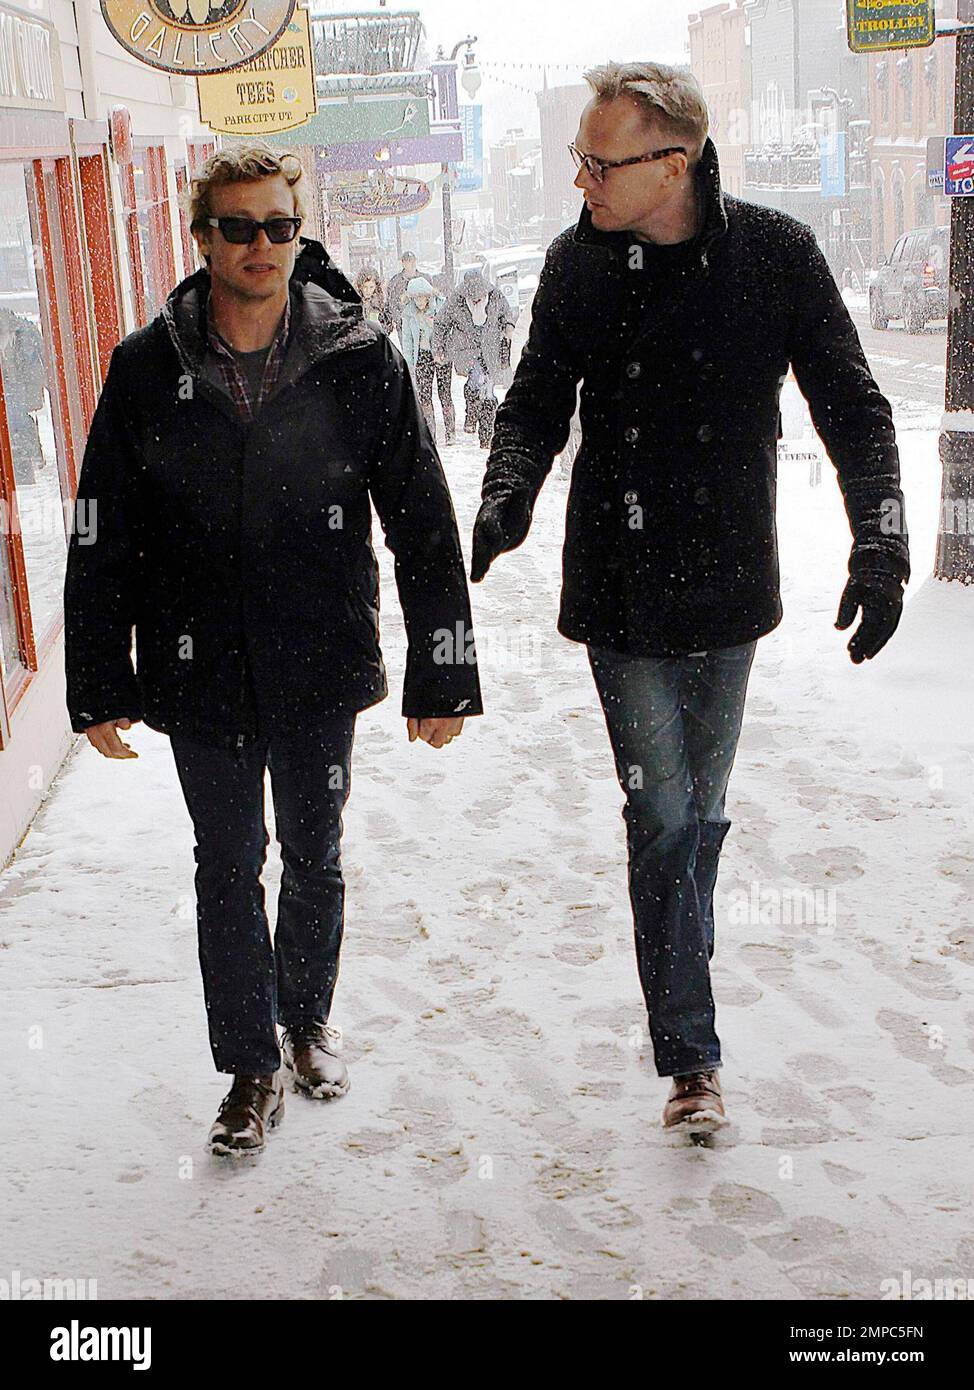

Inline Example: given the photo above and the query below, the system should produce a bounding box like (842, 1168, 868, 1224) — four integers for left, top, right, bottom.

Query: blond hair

(583, 61, 709, 164)
(188, 144, 305, 232)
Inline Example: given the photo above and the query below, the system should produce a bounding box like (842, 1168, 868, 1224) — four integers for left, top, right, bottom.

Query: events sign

(100, 0, 296, 76)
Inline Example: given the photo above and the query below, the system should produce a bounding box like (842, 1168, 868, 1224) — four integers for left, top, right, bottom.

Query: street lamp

(432, 37, 479, 284)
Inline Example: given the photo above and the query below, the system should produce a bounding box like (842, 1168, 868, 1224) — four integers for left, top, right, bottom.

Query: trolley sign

(847, 0, 936, 53)
(945, 136, 974, 197)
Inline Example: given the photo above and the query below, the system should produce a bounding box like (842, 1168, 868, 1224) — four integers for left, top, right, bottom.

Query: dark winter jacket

(63, 239, 482, 750)
(481, 138, 911, 656)
(432, 285, 517, 385)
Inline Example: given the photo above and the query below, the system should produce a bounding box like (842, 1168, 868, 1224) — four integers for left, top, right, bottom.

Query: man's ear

(192, 227, 211, 267)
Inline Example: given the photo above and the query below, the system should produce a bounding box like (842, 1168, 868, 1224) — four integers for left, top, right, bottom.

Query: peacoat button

(624, 426, 640, 444)
(691, 348, 705, 362)
(624, 490, 638, 504)
(694, 486, 711, 506)
(601, 500, 612, 511)
(626, 361, 642, 379)
(696, 423, 714, 443)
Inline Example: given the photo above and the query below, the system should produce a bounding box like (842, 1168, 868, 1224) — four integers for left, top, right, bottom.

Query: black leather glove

(835, 571, 905, 663)
(470, 491, 532, 583)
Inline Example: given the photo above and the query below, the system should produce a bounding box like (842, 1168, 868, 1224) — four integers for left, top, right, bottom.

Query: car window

(889, 236, 908, 262)
(902, 234, 922, 263)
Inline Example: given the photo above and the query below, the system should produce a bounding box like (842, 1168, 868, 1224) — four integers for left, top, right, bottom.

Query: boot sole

(662, 1108, 727, 1133)
(282, 1052, 351, 1100)
(208, 1095, 285, 1157)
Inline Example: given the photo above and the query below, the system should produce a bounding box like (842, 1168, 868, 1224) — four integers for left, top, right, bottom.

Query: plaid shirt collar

(204, 292, 291, 423)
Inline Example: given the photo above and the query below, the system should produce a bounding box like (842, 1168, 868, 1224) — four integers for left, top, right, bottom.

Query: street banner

(927, 135, 946, 191)
(456, 104, 484, 192)
(100, 0, 296, 76)
(197, 6, 316, 133)
(820, 131, 847, 197)
(846, 0, 935, 53)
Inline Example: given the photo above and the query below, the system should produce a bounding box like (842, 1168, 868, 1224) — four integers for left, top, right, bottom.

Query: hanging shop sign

(328, 171, 432, 222)
(197, 5, 315, 132)
(0, 3, 65, 111)
(100, 0, 297, 76)
(846, 0, 935, 53)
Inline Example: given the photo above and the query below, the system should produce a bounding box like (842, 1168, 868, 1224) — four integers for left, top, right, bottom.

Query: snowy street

(2, 369, 973, 1301)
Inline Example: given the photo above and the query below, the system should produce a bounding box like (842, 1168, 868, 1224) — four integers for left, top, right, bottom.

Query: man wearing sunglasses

(471, 62, 910, 1131)
(64, 144, 481, 1157)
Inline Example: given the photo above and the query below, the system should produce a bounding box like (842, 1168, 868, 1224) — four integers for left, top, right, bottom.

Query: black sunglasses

(568, 143, 687, 184)
(206, 216, 302, 245)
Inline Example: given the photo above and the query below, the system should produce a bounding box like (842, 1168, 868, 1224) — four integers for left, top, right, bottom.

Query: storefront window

(0, 163, 69, 660)
(131, 146, 177, 321)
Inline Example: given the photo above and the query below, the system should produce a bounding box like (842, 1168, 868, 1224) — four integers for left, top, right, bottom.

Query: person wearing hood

(63, 145, 482, 1158)
(433, 269, 517, 448)
(400, 274, 455, 444)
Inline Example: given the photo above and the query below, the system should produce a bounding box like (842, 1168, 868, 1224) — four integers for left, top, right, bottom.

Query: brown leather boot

(208, 1073, 284, 1157)
(662, 1069, 726, 1129)
(281, 1021, 350, 1100)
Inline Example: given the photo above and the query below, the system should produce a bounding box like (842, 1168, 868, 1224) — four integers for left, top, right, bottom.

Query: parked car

(869, 225, 949, 333)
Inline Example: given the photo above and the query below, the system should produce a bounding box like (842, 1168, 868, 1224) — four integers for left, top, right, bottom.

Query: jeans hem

(658, 1059, 722, 1080)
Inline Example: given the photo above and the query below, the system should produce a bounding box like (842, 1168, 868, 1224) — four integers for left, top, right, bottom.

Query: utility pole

(938, 18, 974, 582)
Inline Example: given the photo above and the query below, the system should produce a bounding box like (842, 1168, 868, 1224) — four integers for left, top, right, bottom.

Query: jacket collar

(161, 238, 374, 383)
(571, 136, 728, 270)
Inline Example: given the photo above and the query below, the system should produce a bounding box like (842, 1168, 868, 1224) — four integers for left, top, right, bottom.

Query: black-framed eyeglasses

(568, 143, 687, 184)
(206, 216, 303, 245)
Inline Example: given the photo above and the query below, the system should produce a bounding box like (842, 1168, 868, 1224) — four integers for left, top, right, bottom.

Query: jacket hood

(161, 237, 374, 380)
(572, 136, 729, 270)
(460, 270, 490, 300)
(405, 275, 437, 300)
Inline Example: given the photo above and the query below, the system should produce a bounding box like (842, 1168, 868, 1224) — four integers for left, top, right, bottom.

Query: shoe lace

(674, 1070, 720, 1094)
(283, 1020, 342, 1051)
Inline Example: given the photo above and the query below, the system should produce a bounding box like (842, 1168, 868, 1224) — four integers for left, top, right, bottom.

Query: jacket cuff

(849, 543, 910, 585)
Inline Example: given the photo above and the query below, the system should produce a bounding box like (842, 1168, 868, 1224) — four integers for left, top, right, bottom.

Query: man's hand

(407, 716, 465, 748)
(503, 324, 515, 340)
(85, 716, 141, 759)
(470, 491, 532, 583)
(835, 572, 905, 663)
(433, 353, 447, 366)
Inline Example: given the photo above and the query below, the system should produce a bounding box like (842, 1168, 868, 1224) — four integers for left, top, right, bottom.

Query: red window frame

(174, 163, 196, 280)
(120, 144, 177, 327)
(0, 150, 100, 736)
(77, 149, 124, 385)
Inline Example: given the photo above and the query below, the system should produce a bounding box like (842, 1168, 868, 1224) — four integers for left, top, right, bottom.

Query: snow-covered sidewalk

(2, 385, 972, 1300)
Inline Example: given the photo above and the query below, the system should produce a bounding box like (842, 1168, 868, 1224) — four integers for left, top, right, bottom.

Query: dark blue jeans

(588, 641, 757, 1078)
(170, 717, 355, 1076)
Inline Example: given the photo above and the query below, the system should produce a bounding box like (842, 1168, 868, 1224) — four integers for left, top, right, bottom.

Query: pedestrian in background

(400, 274, 456, 444)
(354, 264, 391, 331)
(433, 269, 516, 449)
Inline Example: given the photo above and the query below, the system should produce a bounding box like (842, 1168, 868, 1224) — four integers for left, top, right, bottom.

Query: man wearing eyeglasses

(471, 62, 910, 1131)
(64, 145, 482, 1157)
